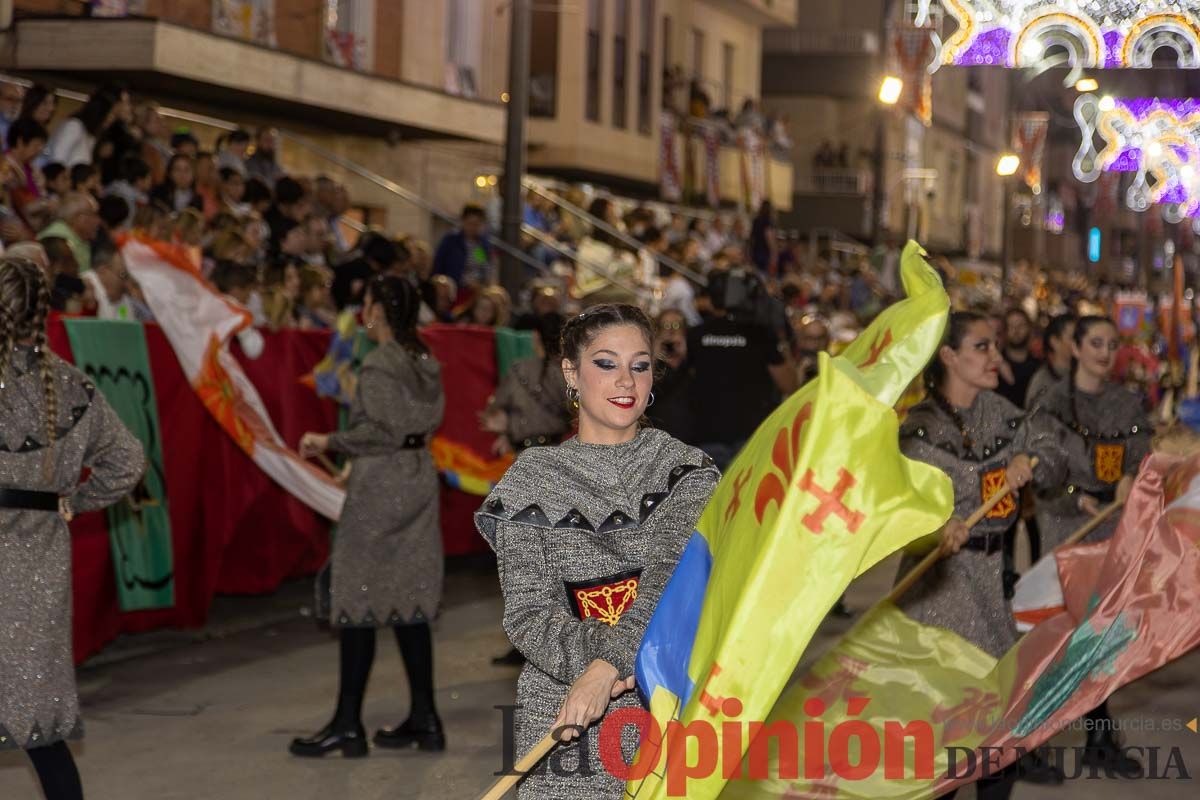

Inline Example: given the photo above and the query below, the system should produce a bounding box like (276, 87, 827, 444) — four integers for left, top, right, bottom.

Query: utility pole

(500, 0, 532, 298)
(871, 0, 897, 246)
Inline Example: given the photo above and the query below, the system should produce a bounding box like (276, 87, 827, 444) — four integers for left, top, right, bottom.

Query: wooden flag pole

(315, 452, 340, 478)
(887, 457, 1038, 604)
(478, 733, 558, 800)
(1058, 499, 1123, 549)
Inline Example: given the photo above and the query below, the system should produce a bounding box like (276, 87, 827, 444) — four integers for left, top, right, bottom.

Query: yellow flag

(628, 243, 953, 799)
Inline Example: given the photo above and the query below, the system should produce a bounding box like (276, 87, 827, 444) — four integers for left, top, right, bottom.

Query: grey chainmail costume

(477, 428, 718, 799)
(1, 347, 144, 750)
(1034, 379, 1151, 548)
(322, 341, 446, 627)
(895, 390, 1067, 658)
(491, 356, 571, 449)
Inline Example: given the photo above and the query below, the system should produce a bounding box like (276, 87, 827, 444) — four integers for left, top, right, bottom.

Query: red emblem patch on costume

(1094, 443, 1125, 483)
(564, 569, 642, 626)
(981, 465, 1016, 520)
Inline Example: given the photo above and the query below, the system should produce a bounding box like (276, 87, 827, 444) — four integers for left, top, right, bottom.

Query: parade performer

(476, 304, 719, 798)
(1, 256, 145, 800)
(897, 311, 1068, 799)
(481, 311, 573, 667)
(1034, 314, 1151, 774)
(480, 311, 571, 456)
(291, 275, 447, 757)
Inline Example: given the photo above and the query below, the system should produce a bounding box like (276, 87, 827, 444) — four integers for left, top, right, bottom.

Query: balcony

(763, 28, 879, 55)
(795, 168, 873, 196)
(2, 17, 505, 144)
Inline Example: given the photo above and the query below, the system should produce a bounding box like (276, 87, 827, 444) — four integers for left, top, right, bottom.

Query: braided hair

(0, 257, 59, 460)
(366, 274, 427, 357)
(924, 310, 989, 453)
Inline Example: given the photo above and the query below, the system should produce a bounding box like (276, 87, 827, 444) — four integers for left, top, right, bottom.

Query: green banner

(494, 327, 535, 378)
(63, 319, 174, 611)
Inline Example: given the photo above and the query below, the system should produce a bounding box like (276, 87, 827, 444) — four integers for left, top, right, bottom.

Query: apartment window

(586, 0, 603, 121)
(530, 0, 560, 117)
(324, 0, 374, 71)
(722, 42, 734, 110)
(691, 27, 705, 82)
(637, 0, 655, 133)
(613, 0, 629, 128)
(445, 0, 482, 97)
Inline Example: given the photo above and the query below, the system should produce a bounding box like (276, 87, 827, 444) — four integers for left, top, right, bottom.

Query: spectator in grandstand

(303, 214, 333, 270)
(70, 163, 100, 197)
(216, 127, 251, 176)
(749, 200, 778, 276)
(265, 176, 310, 241)
(332, 231, 398, 309)
(46, 84, 122, 167)
(0, 81, 22, 145)
(4, 117, 48, 228)
(648, 308, 693, 442)
(460, 285, 510, 327)
(96, 196, 131, 243)
(134, 101, 172, 183)
(17, 83, 56, 130)
(42, 162, 69, 199)
(149, 154, 202, 214)
(170, 130, 199, 158)
(296, 264, 336, 330)
(245, 126, 286, 186)
(433, 203, 494, 293)
(105, 156, 152, 225)
(82, 244, 135, 320)
(38, 192, 100, 273)
(218, 167, 248, 217)
(41, 236, 84, 311)
(193, 151, 221, 220)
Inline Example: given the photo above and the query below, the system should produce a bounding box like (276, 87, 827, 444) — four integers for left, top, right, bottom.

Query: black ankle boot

(289, 722, 369, 758)
(1081, 726, 1141, 777)
(1016, 749, 1064, 784)
(374, 713, 445, 752)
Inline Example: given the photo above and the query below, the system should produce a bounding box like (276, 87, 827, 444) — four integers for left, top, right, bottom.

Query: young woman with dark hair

(0, 256, 144, 800)
(895, 311, 1069, 798)
(45, 83, 126, 167)
(1033, 314, 1151, 775)
(149, 154, 203, 214)
(292, 275, 447, 757)
(476, 303, 720, 798)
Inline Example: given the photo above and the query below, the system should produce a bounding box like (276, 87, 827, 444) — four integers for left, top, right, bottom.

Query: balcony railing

(795, 168, 873, 196)
(763, 29, 879, 55)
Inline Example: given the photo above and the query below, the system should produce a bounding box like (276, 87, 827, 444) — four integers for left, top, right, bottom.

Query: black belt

(962, 531, 1005, 555)
(1067, 485, 1116, 504)
(0, 488, 59, 512)
(402, 434, 427, 449)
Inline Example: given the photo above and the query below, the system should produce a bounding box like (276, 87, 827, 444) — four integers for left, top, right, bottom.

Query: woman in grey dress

(291, 275, 446, 758)
(896, 311, 1068, 799)
(1033, 315, 1150, 775)
(1, 256, 145, 800)
(476, 304, 719, 798)
(481, 311, 572, 667)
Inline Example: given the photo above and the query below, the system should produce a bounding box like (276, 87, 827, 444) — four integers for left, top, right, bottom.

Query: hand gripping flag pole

(888, 457, 1038, 604)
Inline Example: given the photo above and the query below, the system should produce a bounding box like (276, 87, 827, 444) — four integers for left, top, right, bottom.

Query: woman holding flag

(476, 304, 719, 798)
(291, 275, 447, 758)
(1, 256, 145, 800)
(1033, 314, 1151, 775)
(896, 311, 1068, 799)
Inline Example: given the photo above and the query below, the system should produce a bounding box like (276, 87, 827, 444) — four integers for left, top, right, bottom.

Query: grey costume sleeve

(1125, 403, 1152, 476)
(495, 520, 618, 684)
(328, 365, 406, 457)
(602, 472, 716, 676)
(68, 388, 146, 513)
(1020, 407, 1069, 491)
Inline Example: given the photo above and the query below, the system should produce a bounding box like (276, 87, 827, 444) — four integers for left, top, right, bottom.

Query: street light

(996, 154, 1021, 177)
(878, 76, 903, 106)
(1075, 77, 1099, 93)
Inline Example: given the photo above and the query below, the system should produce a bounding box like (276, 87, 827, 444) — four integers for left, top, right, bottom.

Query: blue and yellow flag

(628, 243, 954, 799)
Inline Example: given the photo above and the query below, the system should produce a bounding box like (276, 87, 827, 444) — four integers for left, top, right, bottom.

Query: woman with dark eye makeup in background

(896, 311, 1068, 799)
(476, 304, 719, 798)
(1034, 314, 1151, 777)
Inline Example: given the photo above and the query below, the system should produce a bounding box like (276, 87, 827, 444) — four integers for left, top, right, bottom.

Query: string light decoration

(918, 1, 1200, 69)
(1074, 94, 1200, 219)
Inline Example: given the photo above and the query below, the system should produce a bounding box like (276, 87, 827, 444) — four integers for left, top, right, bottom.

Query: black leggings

(27, 741, 83, 800)
(331, 622, 437, 729)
